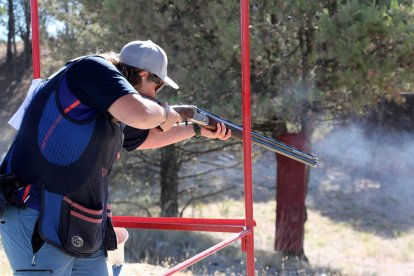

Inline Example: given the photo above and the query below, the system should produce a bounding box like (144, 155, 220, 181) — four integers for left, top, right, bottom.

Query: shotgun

(171, 105, 318, 168)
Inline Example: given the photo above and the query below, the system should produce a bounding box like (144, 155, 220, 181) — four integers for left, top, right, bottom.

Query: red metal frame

(160, 230, 252, 275)
(30, 0, 255, 274)
(112, 217, 256, 233)
(240, 0, 255, 274)
(30, 0, 40, 79)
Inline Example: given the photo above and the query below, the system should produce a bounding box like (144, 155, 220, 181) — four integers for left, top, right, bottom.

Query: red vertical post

(30, 0, 41, 79)
(240, 0, 255, 275)
(275, 133, 308, 257)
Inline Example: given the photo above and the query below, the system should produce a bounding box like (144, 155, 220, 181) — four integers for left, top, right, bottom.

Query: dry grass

(178, 200, 414, 275)
(305, 211, 414, 275)
(1, 199, 414, 275)
(0, 241, 10, 275)
(1, 148, 414, 275)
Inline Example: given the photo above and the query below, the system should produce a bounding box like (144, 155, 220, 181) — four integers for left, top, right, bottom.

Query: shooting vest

(8, 57, 120, 257)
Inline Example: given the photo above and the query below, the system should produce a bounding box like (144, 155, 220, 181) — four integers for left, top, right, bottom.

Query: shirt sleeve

(122, 125, 150, 151)
(66, 56, 137, 112)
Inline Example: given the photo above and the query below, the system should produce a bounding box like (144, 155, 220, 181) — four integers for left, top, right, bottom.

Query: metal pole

(240, 0, 255, 275)
(30, 0, 41, 78)
(161, 230, 252, 276)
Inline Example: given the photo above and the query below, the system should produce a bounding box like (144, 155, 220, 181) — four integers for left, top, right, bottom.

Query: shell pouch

(58, 195, 103, 255)
(38, 188, 104, 257)
(0, 142, 25, 218)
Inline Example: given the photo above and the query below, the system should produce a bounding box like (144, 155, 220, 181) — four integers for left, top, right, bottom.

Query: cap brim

(163, 76, 179, 90)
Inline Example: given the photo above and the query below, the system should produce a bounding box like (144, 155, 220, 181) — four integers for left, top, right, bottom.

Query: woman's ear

(139, 71, 149, 78)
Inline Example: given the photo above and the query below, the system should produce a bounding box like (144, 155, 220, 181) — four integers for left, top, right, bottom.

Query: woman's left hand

(201, 123, 232, 140)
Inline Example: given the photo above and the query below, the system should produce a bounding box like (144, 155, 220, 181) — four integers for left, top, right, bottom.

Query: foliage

(316, 0, 414, 117)
(0, 0, 32, 61)
(248, 1, 414, 128)
(39, 1, 241, 117)
(0, 0, 8, 42)
(0, 1, 411, 123)
(5, 0, 414, 215)
(0, 1, 6, 16)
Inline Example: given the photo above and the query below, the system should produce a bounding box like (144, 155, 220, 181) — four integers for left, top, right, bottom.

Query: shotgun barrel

(172, 105, 319, 168)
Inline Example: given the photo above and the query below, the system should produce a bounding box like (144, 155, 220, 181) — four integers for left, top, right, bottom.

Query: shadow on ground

(0, 55, 32, 153)
(125, 229, 343, 276)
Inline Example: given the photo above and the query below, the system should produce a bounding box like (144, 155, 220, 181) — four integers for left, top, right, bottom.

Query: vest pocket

(59, 196, 103, 255)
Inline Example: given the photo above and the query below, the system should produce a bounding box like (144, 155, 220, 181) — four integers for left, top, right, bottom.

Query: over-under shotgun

(172, 105, 319, 168)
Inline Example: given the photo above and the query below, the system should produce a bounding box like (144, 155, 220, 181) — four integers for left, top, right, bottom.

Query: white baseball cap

(120, 40, 179, 89)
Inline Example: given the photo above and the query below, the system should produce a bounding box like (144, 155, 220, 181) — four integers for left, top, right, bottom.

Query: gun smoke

(309, 122, 414, 237)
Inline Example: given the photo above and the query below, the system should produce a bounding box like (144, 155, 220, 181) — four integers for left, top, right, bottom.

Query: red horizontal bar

(113, 216, 251, 225)
(112, 216, 256, 233)
(161, 229, 252, 275)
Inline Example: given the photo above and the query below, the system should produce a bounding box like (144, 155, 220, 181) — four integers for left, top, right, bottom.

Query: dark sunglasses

(148, 73, 165, 93)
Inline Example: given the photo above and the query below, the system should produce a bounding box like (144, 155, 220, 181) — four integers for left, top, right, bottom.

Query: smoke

(314, 123, 414, 176)
(308, 122, 414, 236)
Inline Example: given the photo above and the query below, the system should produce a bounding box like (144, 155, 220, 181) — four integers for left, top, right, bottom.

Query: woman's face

(136, 71, 164, 99)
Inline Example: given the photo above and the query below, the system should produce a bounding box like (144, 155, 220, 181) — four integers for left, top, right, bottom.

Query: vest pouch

(0, 173, 24, 210)
(104, 204, 117, 251)
(58, 196, 104, 255)
(0, 143, 25, 218)
(0, 191, 5, 219)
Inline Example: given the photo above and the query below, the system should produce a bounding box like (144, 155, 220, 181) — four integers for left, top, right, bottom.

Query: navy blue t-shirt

(65, 56, 150, 150)
(16, 56, 149, 210)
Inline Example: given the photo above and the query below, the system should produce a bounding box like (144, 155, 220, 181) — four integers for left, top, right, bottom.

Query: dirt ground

(1, 117, 414, 275)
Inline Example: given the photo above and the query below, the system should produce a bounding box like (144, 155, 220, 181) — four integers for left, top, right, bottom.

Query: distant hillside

(0, 43, 32, 153)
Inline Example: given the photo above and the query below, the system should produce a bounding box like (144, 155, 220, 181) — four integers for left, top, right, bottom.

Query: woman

(0, 40, 230, 275)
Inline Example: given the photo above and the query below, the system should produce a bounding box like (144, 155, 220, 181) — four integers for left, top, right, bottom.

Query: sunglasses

(148, 73, 165, 94)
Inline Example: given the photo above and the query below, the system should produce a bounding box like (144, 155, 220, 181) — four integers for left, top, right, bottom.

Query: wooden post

(275, 133, 308, 257)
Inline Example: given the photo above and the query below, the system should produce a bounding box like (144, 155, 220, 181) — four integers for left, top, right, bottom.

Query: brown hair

(98, 51, 143, 89)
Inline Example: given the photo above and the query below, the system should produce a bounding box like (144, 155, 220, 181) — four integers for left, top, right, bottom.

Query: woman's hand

(159, 104, 182, 132)
(200, 123, 232, 140)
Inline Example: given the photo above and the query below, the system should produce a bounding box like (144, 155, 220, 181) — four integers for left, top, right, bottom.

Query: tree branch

(177, 142, 240, 164)
(179, 186, 236, 217)
(178, 161, 241, 180)
(111, 200, 153, 217)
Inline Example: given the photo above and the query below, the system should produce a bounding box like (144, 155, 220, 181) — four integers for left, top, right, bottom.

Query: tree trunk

(160, 144, 179, 217)
(21, 0, 31, 63)
(7, 0, 15, 63)
(274, 133, 308, 259)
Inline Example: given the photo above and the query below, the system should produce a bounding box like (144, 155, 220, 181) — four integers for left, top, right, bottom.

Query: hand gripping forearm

(157, 102, 181, 132)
